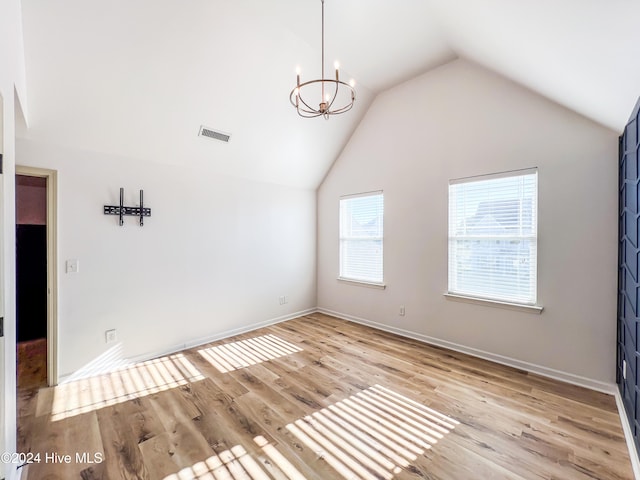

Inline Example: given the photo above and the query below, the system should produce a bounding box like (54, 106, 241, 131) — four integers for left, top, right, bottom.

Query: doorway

(15, 166, 57, 389)
(16, 174, 47, 389)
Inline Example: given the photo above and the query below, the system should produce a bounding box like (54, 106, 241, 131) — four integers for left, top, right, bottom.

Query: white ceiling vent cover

(198, 126, 231, 143)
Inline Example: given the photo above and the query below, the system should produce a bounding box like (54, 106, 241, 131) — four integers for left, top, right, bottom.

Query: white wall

(318, 59, 619, 388)
(17, 139, 317, 378)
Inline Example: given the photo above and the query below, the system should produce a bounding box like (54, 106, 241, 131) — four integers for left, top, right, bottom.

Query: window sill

(338, 277, 386, 290)
(443, 293, 543, 314)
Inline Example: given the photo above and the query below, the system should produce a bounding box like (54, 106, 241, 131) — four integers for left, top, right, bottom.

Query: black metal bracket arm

(104, 187, 151, 226)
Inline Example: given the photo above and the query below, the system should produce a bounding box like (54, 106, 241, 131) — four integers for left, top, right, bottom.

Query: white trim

(444, 293, 543, 314)
(3, 462, 25, 480)
(181, 307, 315, 349)
(57, 308, 317, 382)
(615, 389, 640, 480)
(337, 277, 386, 289)
(48, 306, 638, 480)
(317, 307, 615, 394)
(449, 166, 538, 185)
(13, 463, 27, 480)
(4, 465, 15, 480)
(339, 190, 383, 200)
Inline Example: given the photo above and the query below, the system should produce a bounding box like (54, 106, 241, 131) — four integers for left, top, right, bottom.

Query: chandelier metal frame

(289, 0, 356, 119)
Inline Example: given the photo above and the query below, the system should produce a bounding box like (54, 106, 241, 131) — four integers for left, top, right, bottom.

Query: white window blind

(340, 192, 384, 284)
(448, 169, 538, 305)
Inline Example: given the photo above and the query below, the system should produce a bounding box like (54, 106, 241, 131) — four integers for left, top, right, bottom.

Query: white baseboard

(321, 308, 640, 477)
(319, 309, 640, 475)
(125, 308, 318, 365)
(6, 463, 24, 480)
(59, 308, 317, 383)
(52, 306, 638, 479)
(615, 390, 640, 480)
(318, 308, 616, 394)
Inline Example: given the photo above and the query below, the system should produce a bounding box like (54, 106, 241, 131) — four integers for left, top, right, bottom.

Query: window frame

(447, 168, 540, 310)
(338, 191, 385, 288)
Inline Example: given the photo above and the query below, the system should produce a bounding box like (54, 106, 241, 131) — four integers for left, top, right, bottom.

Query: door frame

(15, 165, 58, 386)
(0, 91, 6, 480)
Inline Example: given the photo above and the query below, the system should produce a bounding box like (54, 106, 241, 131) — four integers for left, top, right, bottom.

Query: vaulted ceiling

(17, 0, 640, 189)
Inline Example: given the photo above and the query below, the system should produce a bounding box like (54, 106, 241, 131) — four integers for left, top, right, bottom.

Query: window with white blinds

(448, 169, 538, 305)
(340, 192, 384, 284)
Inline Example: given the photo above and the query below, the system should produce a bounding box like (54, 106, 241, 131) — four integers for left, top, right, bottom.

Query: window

(448, 169, 538, 305)
(339, 192, 384, 285)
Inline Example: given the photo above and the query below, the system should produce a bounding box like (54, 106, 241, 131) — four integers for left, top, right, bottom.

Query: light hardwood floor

(17, 313, 634, 479)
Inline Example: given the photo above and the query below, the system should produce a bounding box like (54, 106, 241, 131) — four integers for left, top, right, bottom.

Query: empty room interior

(2, 0, 640, 479)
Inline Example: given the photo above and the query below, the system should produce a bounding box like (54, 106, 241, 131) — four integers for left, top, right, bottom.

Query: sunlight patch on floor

(254, 435, 307, 480)
(198, 334, 302, 373)
(287, 384, 459, 479)
(51, 353, 204, 421)
(163, 442, 306, 480)
(157, 383, 457, 480)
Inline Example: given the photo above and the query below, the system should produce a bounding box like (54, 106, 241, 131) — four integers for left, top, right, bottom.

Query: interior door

(618, 97, 640, 455)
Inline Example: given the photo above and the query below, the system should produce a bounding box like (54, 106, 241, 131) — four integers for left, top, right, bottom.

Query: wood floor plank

(17, 313, 634, 479)
(27, 410, 105, 480)
(96, 402, 150, 480)
(136, 432, 181, 480)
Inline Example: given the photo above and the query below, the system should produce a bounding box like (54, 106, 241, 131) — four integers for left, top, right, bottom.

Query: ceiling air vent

(199, 125, 231, 143)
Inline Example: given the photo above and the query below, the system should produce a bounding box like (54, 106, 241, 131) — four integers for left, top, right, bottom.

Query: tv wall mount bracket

(104, 187, 151, 226)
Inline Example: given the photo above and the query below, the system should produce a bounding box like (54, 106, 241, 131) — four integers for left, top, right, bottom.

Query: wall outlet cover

(105, 329, 117, 343)
(66, 259, 80, 273)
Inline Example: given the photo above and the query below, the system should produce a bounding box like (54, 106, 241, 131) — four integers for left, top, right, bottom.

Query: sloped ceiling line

(17, 0, 640, 189)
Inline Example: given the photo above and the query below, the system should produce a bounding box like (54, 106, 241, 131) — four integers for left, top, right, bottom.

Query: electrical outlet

(105, 329, 117, 344)
(66, 259, 80, 274)
(400, 305, 405, 316)
(279, 295, 289, 305)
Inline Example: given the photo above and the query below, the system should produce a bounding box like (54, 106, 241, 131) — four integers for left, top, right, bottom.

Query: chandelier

(290, 0, 356, 119)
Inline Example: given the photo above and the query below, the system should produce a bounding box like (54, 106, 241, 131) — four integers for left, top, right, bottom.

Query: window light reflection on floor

(162, 442, 304, 480)
(198, 334, 302, 373)
(51, 353, 204, 421)
(286, 384, 459, 479)
(254, 435, 308, 480)
(159, 385, 457, 480)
